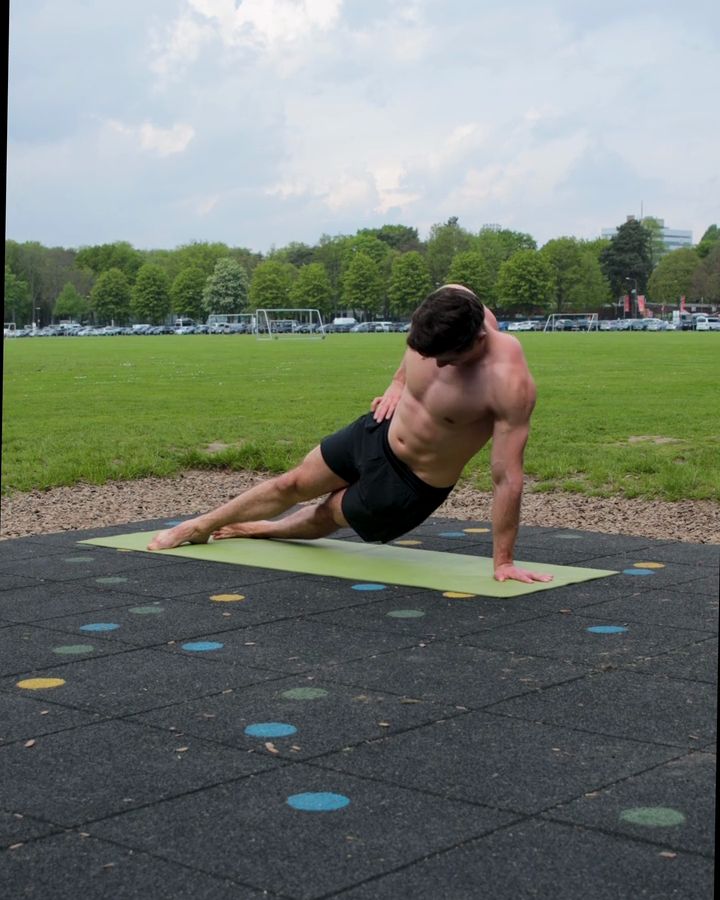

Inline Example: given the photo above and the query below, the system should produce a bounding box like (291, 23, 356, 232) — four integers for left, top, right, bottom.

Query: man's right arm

(371, 350, 409, 421)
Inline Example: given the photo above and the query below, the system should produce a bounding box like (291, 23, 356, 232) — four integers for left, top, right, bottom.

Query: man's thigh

(292, 446, 351, 497)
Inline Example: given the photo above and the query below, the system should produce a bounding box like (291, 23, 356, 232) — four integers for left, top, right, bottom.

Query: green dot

(386, 609, 426, 619)
(129, 605, 164, 615)
(620, 807, 686, 827)
(52, 644, 95, 655)
(280, 687, 329, 700)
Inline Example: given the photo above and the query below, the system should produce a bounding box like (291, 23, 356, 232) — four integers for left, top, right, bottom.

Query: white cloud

(107, 120, 196, 157)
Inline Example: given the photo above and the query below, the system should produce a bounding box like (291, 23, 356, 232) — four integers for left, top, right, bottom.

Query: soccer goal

(206, 313, 257, 333)
(543, 313, 599, 332)
(255, 308, 326, 340)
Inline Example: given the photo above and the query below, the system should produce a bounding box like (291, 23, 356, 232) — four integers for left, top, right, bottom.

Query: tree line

(4, 219, 719, 327)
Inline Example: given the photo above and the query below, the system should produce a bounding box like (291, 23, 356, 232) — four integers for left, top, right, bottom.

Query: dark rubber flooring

(1, 515, 716, 899)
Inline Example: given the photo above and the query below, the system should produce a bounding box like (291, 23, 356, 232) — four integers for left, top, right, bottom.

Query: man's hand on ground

(494, 563, 554, 584)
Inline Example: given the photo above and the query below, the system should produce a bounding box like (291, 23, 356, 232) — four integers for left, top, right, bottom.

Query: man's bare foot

(147, 519, 212, 550)
(212, 521, 270, 541)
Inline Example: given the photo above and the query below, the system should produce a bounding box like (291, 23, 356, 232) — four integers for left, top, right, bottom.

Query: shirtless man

(148, 284, 552, 585)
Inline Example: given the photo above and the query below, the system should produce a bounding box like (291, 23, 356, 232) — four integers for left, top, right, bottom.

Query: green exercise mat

(82, 532, 617, 597)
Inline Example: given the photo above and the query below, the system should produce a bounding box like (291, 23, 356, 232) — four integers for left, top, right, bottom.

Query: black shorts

(320, 413, 455, 543)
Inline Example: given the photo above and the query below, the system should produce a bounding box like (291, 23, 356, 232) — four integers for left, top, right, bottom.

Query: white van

(332, 317, 357, 332)
(695, 315, 720, 331)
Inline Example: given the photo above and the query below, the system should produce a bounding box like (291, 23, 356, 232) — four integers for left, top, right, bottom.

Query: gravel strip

(1, 470, 718, 544)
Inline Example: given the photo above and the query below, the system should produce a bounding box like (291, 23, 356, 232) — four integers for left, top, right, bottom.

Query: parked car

(696, 316, 720, 331)
(507, 321, 534, 332)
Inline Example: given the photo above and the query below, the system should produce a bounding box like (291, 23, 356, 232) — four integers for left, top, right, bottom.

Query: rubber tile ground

(0, 517, 717, 900)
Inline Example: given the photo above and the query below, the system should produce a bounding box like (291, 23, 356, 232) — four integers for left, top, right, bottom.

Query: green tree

(446, 251, 494, 303)
(600, 218, 653, 297)
(495, 250, 555, 315)
(341, 252, 384, 317)
(691, 243, 720, 302)
(4, 266, 31, 325)
(203, 258, 250, 315)
(90, 268, 131, 325)
(315, 234, 352, 303)
(248, 259, 295, 310)
(641, 216, 669, 267)
(647, 248, 700, 303)
(388, 252, 432, 317)
(53, 283, 89, 322)
(131, 264, 171, 324)
(540, 237, 611, 313)
(425, 217, 474, 285)
(344, 233, 390, 269)
(171, 267, 207, 321)
(359, 225, 420, 253)
(270, 242, 317, 268)
(289, 263, 333, 317)
(696, 225, 719, 259)
(76, 241, 144, 282)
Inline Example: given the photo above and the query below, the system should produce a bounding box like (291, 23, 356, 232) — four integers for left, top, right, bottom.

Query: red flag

(623, 294, 630, 313)
(637, 295, 646, 315)
(680, 295, 686, 311)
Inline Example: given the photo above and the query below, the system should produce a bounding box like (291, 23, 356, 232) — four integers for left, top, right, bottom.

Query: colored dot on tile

(280, 687, 329, 700)
(393, 539, 422, 546)
(129, 605, 164, 615)
(443, 591, 476, 599)
(287, 792, 350, 812)
(463, 528, 490, 534)
(181, 641, 224, 652)
(210, 593, 245, 603)
(352, 583, 386, 591)
(95, 576, 128, 585)
(63, 556, 95, 564)
(620, 807, 686, 827)
(17, 678, 66, 690)
(244, 722, 297, 738)
(80, 623, 120, 632)
(587, 625, 628, 634)
(555, 533, 583, 540)
(52, 644, 95, 655)
(386, 609, 426, 619)
(164, 520, 185, 526)
(633, 562, 666, 569)
(439, 532, 467, 538)
(623, 568, 655, 576)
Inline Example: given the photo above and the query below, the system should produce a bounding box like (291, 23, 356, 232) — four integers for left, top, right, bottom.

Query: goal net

(255, 308, 326, 340)
(543, 313, 599, 332)
(206, 313, 256, 333)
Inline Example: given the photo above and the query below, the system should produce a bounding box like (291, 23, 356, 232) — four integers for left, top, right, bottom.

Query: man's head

(407, 284, 486, 358)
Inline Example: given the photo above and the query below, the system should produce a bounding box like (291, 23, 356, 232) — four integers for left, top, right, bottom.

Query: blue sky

(7, 0, 719, 252)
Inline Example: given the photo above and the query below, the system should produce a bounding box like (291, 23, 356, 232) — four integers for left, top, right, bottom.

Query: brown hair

(407, 285, 486, 356)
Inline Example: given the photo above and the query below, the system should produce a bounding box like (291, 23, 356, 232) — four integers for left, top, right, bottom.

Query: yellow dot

(463, 528, 490, 534)
(394, 539, 422, 546)
(210, 593, 245, 603)
(443, 591, 476, 599)
(17, 678, 66, 690)
(633, 562, 665, 569)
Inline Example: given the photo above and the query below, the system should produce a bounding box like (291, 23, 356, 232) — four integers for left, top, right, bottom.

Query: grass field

(2, 333, 719, 501)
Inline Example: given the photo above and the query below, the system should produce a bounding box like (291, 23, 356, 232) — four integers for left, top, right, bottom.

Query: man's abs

(388, 395, 493, 488)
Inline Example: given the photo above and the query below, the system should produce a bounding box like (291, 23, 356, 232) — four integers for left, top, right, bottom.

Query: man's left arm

(490, 390, 553, 585)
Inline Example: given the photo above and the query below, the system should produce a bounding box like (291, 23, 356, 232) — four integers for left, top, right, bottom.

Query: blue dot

(80, 623, 120, 632)
(439, 531, 467, 538)
(244, 722, 297, 738)
(623, 568, 655, 576)
(352, 583, 386, 591)
(587, 625, 628, 634)
(287, 792, 350, 812)
(164, 519, 186, 526)
(181, 641, 224, 652)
